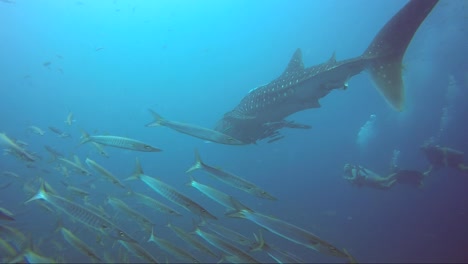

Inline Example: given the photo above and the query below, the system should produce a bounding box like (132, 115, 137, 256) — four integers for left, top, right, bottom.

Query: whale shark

(214, 0, 439, 144)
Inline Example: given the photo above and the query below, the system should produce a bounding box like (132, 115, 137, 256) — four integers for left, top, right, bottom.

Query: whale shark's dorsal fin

(282, 48, 304, 75)
(328, 51, 336, 63)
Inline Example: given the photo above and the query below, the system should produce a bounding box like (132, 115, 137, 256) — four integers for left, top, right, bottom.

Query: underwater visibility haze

(1, 0, 468, 263)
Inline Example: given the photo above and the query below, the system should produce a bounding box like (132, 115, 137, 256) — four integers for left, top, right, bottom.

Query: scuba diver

(420, 144, 468, 174)
(343, 164, 427, 190)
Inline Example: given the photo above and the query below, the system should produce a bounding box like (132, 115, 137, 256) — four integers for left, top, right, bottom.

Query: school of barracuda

(0, 111, 356, 263)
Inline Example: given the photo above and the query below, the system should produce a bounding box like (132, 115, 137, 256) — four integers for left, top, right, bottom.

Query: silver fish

(227, 198, 347, 258)
(25, 181, 136, 243)
(118, 240, 159, 264)
(60, 227, 102, 263)
(166, 222, 218, 258)
(187, 149, 276, 200)
(148, 227, 200, 263)
(85, 158, 125, 188)
(194, 227, 260, 263)
(128, 158, 217, 220)
(146, 109, 246, 145)
(130, 191, 182, 217)
(80, 130, 161, 152)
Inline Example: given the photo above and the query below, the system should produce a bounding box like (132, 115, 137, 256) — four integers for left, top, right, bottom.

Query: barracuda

(25, 181, 136, 243)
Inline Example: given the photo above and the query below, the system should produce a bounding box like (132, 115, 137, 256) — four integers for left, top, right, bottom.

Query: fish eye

(101, 224, 108, 229)
(144, 145, 152, 149)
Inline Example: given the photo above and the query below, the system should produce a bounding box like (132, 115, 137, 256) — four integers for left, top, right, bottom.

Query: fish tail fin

(225, 196, 252, 218)
(343, 248, 359, 264)
(185, 175, 196, 187)
(147, 226, 157, 243)
(79, 128, 91, 144)
(145, 109, 165, 127)
(125, 158, 143, 181)
(24, 181, 48, 204)
(53, 216, 64, 234)
(187, 218, 206, 236)
(186, 149, 204, 173)
(363, 0, 438, 111)
(249, 229, 266, 252)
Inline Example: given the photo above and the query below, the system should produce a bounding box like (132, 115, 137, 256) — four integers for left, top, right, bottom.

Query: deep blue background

(1, 0, 467, 263)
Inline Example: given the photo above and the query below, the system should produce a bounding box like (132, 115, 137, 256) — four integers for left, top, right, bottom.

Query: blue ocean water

(1, 0, 467, 263)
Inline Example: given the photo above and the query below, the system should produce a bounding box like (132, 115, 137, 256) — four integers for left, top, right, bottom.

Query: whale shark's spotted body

(214, 0, 439, 144)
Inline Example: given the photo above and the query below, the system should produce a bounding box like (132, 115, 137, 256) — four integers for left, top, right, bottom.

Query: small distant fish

(0, 132, 38, 162)
(194, 227, 260, 263)
(15, 140, 29, 147)
(0, 0, 15, 4)
(59, 227, 103, 263)
(166, 222, 218, 258)
(148, 227, 200, 263)
(95, 47, 104, 52)
(60, 181, 90, 199)
(250, 229, 305, 264)
(106, 196, 153, 232)
(129, 191, 182, 217)
(2, 171, 20, 179)
(58, 156, 91, 176)
(64, 112, 75, 126)
(85, 158, 124, 188)
(43, 61, 52, 67)
(118, 240, 159, 264)
(90, 142, 109, 158)
(28, 126, 46, 136)
(204, 221, 254, 247)
(56, 54, 63, 59)
(44, 145, 64, 161)
(48, 126, 70, 138)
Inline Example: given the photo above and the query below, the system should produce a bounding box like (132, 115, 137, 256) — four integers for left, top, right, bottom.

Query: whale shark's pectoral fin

(300, 99, 321, 109)
(284, 121, 311, 129)
(310, 99, 321, 108)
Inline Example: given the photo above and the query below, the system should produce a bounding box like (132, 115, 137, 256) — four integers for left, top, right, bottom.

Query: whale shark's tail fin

(363, 0, 439, 111)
